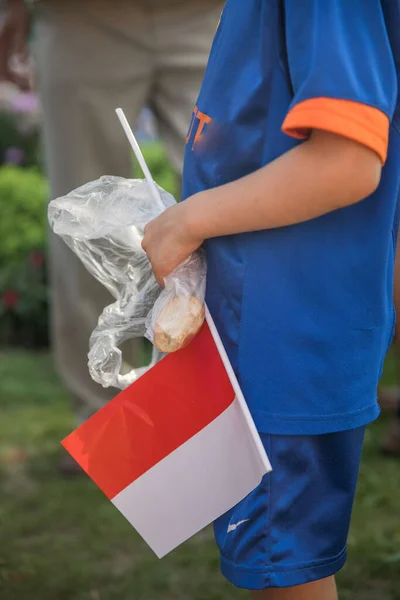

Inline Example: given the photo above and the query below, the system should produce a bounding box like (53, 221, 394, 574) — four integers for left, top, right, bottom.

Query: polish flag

(62, 312, 271, 558)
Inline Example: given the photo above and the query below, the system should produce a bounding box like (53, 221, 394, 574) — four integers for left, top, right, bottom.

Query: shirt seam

(392, 120, 400, 136)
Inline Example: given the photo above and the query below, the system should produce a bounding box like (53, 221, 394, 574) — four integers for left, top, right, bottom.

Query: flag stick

(116, 108, 164, 212)
(115, 108, 271, 473)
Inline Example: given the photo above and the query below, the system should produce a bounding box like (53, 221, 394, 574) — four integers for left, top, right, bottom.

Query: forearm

(183, 131, 382, 240)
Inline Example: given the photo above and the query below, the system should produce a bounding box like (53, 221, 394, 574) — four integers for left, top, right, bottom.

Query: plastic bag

(48, 175, 206, 390)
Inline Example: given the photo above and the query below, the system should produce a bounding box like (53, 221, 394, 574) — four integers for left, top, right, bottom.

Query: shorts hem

(220, 546, 347, 590)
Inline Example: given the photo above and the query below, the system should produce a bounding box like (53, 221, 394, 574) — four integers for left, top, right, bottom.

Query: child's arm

(181, 130, 381, 238)
(142, 130, 381, 284)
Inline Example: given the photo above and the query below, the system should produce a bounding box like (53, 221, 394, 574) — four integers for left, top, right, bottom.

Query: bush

(0, 83, 42, 170)
(0, 142, 177, 348)
(0, 167, 48, 348)
(0, 111, 41, 169)
(0, 166, 47, 264)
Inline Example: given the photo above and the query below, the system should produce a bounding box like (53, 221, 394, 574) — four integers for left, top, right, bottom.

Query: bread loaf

(154, 295, 205, 353)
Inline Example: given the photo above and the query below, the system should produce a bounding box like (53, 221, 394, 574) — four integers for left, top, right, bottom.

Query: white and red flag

(62, 315, 271, 558)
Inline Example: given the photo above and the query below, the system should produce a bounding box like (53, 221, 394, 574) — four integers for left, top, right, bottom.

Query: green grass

(1, 351, 400, 599)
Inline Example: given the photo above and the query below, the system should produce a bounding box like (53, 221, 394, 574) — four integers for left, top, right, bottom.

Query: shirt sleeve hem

(282, 97, 389, 164)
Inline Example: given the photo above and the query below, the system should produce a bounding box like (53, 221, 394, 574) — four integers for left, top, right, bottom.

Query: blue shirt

(182, 0, 400, 434)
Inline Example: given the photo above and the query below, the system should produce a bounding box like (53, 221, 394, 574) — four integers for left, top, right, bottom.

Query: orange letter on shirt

(193, 110, 212, 149)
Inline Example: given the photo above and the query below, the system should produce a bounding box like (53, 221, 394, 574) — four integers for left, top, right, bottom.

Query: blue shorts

(214, 427, 365, 590)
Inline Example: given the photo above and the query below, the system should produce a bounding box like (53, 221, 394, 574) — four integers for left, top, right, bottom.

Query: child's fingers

(151, 261, 165, 287)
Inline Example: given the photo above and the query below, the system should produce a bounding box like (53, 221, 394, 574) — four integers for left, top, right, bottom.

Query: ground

(1, 351, 400, 599)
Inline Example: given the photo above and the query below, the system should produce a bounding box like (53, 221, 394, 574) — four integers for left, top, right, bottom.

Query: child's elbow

(342, 147, 382, 206)
(333, 141, 383, 209)
(310, 131, 383, 209)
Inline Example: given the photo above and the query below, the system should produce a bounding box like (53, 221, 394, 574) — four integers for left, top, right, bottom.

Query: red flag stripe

(62, 323, 235, 499)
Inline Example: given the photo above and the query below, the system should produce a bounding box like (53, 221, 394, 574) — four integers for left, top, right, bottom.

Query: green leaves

(0, 143, 176, 348)
(0, 166, 48, 346)
(0, 166, 47, 266)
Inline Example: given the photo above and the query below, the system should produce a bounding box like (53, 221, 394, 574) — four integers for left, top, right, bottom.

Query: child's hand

(142, 203, 203, 286)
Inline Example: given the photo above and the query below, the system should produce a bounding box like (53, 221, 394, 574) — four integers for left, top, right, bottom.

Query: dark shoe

(58, 449, 83, 476)
(382, 418, 400, 456)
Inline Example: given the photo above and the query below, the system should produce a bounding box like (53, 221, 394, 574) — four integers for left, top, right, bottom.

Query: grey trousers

(32, 0, 222, 422)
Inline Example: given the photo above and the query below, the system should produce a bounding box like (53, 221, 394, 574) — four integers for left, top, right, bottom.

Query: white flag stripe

(205, 307, 272, 473)
(112, 397, 269, 558)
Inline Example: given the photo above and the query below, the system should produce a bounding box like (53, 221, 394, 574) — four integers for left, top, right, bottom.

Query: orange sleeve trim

(282, 98, 390, 164)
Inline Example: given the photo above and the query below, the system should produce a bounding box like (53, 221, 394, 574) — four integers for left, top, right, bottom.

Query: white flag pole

(204, 307, 271, 472)
(115, 107, 271, 474)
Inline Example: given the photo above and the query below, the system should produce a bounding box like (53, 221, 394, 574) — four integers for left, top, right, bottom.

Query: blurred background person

(0, 0, 222, 474)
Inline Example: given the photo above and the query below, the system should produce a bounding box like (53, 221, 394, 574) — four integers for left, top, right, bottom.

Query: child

(142, 1, 400, 598)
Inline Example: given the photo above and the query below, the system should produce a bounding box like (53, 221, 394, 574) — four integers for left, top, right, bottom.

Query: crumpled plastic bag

(48, 175, 206, 390)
